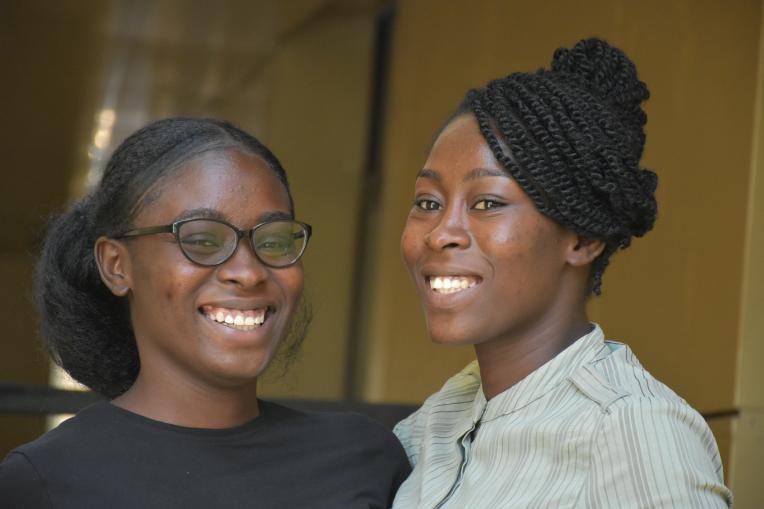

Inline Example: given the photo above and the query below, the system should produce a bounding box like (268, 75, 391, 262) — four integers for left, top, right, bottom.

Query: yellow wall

(730, 4, 764, 505)
(360, 0, 762, 495)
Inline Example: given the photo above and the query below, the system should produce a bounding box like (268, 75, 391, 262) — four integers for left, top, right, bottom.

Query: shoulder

(572, 342, 732, 506)
(263, 400, 407, 452)
(9, 402, 116, 463)
(0, 450, 50, 507)
(575, 341, 721, 463)
(569, 340, 702, 414)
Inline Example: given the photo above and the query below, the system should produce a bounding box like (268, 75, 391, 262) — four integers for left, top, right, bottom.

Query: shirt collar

(479, 323, 608, 422)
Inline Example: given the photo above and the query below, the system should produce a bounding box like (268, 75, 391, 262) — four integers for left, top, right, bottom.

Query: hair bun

(552, 38, 649, 124)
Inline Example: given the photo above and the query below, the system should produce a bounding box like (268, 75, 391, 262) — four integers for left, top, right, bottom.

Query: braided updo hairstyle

(459, 37, 658, 294)
(35, 118, 294, 398)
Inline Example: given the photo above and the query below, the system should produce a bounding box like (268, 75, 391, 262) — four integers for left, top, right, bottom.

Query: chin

(426, 323, 475, 346)
(209, 353, 275, 386)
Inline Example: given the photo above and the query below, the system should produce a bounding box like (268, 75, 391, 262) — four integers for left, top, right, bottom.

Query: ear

(566, 235, 606, 267)
(94, 237, 133, 297)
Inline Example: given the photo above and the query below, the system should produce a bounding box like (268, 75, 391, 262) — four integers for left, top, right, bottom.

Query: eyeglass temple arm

(119, 224, 175, 238)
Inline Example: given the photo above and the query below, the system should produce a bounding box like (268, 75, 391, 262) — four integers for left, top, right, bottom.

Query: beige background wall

(730, 5, 764, 506)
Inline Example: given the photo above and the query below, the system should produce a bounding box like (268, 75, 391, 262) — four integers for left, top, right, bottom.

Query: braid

(35, 118, 293, 397)
(462, 38, 657, 294)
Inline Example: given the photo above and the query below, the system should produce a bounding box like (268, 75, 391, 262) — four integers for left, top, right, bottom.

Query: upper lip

(198, 299, 274, 311)
(419, 263, 484, 280)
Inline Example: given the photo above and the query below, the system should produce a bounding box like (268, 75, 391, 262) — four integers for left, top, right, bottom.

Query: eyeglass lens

(177, 219, 307, 267)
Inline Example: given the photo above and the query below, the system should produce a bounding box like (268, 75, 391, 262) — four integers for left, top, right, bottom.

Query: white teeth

(428, 276, 478, 294)
(205, 308, 268, 330)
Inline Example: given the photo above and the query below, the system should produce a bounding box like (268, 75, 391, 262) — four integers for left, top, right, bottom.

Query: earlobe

(94, 237, 132, 297)
(567, 236, 606, 267)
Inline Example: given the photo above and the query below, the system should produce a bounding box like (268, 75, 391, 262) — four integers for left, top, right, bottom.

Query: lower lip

(421, 283, 481, 309)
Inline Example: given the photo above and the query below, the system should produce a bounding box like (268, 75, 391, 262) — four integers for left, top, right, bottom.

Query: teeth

(428, 276, 479, 294)
(202, 306, 268, 331)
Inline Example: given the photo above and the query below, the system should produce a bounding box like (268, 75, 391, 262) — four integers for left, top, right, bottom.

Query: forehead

(425, 115, 504, 177)
(136, 149, 291, 224)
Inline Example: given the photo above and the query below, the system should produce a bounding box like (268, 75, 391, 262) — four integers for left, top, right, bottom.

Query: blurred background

(1, 0, 763, 505)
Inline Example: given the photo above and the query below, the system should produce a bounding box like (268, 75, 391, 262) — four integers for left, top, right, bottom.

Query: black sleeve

(0, 452, 50, 508)
(386, 430, 413, 503)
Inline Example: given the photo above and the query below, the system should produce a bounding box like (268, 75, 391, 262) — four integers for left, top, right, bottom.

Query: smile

(200, 305, 268, 331)
(427, 276, 481, 294)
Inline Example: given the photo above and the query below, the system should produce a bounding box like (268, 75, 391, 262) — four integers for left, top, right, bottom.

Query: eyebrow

(174, 208, 293, 224)
(174, 208, 227, 222)
(415, 167, 509, 183)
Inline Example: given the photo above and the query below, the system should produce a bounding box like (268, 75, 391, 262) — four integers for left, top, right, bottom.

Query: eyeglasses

(117, 218, 312, 268)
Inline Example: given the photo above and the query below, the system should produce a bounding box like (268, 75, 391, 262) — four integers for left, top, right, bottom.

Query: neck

(112, 371, 261, 429)
(475, 309, 592, 400)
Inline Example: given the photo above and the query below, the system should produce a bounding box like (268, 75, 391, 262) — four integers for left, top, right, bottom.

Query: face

(400, 114, 580, 347)
(111, 150, 303, 389)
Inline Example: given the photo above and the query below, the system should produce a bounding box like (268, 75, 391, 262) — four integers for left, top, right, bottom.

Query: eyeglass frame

(115, 217, 312, 268)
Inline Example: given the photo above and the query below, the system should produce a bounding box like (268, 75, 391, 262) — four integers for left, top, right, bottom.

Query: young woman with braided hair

(0, 118, 410, 507)
(393, 38, 731, 508)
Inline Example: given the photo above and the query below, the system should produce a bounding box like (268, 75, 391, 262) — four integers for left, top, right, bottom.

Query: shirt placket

(433, 402, 486, 509)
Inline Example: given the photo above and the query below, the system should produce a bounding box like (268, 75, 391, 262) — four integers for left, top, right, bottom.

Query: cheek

(139, 264, 203, 311)
(400, 224, 422, 265)
(276, 266, 304, 304)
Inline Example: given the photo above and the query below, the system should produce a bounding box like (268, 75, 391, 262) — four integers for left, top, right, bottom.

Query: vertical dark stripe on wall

(343, 4, 395, 401)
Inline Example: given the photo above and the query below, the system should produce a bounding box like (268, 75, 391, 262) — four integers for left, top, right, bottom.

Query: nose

(215, 238, 269, 288)
(424, 205, 471, 251)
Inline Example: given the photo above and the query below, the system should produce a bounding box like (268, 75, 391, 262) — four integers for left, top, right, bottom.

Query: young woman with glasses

(0, 118, 409, 508)
(392, 39, 732, 508)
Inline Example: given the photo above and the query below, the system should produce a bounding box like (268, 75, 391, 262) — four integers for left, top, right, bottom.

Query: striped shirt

(392, 325, 732, 508)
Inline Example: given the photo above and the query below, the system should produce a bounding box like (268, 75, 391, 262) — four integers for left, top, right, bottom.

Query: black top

(0, 401, 411, 508)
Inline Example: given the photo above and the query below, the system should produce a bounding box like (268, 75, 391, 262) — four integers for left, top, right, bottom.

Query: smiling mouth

(426, 276, 481, 294)
(199, 305, 270, 331)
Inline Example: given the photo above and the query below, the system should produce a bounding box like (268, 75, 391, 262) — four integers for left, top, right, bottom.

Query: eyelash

(414, 198, 441, 211)
(413, 198, 506, 211)
(473, 199, 506, 210)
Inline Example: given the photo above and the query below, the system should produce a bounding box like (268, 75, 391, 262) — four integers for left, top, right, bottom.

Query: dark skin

(94, 150, 303, 428)
(401, 114, 604, 399)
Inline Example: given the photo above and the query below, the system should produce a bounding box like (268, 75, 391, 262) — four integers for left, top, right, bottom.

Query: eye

(473, 199, 506, 210)
(180, 233, 226, 256)
(256, 234, 294, 254)
(182, 234, 222, 248)
(414, 198, 441, 211)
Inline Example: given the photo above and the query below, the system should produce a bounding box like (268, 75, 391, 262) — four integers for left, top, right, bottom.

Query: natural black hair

(454, 38, 658, 294)
(34, 117, 306, 398)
